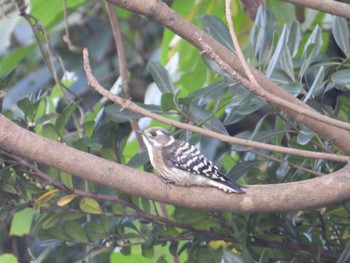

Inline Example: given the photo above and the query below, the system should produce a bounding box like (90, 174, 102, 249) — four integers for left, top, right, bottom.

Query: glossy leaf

(105, 103, 162, 123)
(63, 221, 89, 243)
(189, 102, 228, 135)
(276, 161, 290, 182)
(226, 160, 261, 181)
(279, 46, 295, 81)
(141, 244, 154, 258)
(303, 66, 324, 103)
(202, 15, 234, 52)
(250, 5, 275, 63)
(337, 242, 350, 263)
(55, 99, 82, 136)
(79, 197, 103, 215)
(287, 21, 302, 57)
(57, 194, 78, 207)
(332, 16, 350, 58)
(148, 62, 174, 93)
(161, 93, 177, 111)
(299, 26, 323, 79)
(42, 123, 60, 140)
(0, 254, 18, 263)
(169, 241, 179, 256)
(10, 208, 36, 237)
(201, 55, 228, 76)
(297, 124, 315, 145)
(331, 69, 350, 91)
(266, 24, 289, 77)
(33, 189, 59, 210)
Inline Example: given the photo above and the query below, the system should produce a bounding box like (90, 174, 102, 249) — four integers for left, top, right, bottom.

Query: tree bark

(1, 114, 350, 213)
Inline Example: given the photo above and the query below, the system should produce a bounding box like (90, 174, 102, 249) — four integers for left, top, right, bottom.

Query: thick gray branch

(1, 114, 350, 212)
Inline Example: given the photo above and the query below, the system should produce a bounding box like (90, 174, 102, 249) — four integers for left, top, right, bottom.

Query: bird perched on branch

(138, 127, 245, 194)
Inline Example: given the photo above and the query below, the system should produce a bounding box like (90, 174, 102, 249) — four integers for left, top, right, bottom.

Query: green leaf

(10, 208, 36, 237)
(225, 160, 261, 181)
(276, 161, 290, 182)
(0, 45, 35, 74)
(224, 95, 266, 125)
(189, 102, 228, 135)
(187, 80, 228, 101)
(0, 68, 16, 90)
(148, 62, 174, 93)
(258, 248, 273, 263)
(303, 66, 324, 102)
(33, 189, 59, 210)
(191, 217, 218, 230)
(169, 241, 179, 256)
(202, 15, 234, 52)
(280, 42, 295, 81)
(41, 213, 60, 230)
(174, 208, 212, 226)
(120, 246, 131, 256)
(331, 69, 350, 91)
(299, 25, 323, 79)
(142, 244, 154, 259)
(63, 221, 88, 243)
(287, 21, 302, 57)
(55, 99, 82, 136)
(266, 24, 289, 77)
(42, 123, 60, 140)
(282, 82, 302, 96)
(127, 151, 150, 168)
(335, 96, 350, 122)
(79, 197, 103, 214)
(0, 254, 18, 263)
(332, 16, 350, 58)
(156, 255, 168, 263)
(297, 124, 315, 145)
(201, 55, 228, 76)
(337, 242, 350, 263)
(250, 5, 275, 64)
(161, 93, 177, 111)
(105, 103, 162, 123)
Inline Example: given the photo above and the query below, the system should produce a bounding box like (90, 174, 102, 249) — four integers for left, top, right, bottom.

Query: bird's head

(138, 127, 175, 148)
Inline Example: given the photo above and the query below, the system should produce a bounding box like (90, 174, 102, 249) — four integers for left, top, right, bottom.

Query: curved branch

(83, 48, 349, 163)
(106, 0, 350, 155)
(1, 113, 350, 213)
(283, 0, 350, 19)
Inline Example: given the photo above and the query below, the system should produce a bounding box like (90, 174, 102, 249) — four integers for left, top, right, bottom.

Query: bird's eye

(150, 131, 157, 137)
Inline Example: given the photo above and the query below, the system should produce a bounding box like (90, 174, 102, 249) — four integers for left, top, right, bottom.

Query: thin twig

(63, 0, 79, 51)
(250, 149, 325, 177)
(105, 1, 144, 147)
(225, 0, 259, 86)
(83, 48, 349, 163)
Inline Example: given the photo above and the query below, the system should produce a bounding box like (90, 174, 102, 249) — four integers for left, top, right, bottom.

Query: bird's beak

(136, 130, 145, 136)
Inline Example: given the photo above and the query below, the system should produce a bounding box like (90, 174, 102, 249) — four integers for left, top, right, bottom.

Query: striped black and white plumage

(138, 127, 245, 194)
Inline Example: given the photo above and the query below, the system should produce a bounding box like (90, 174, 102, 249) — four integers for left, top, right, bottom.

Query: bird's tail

(209, 179, 246, 194)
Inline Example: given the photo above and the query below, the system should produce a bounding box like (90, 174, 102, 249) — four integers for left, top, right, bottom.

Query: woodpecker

(138, 127, 245, 194)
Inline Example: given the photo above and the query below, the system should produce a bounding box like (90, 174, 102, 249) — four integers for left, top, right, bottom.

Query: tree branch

(283, 0, 350, 19)
(83, 48, 348, 163)
(105, 2, 144, 147)
(1, 113, 350, 213)
(106, 0, 350, 155)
